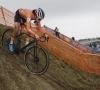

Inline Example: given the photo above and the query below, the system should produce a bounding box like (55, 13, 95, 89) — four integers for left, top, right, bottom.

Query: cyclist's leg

(11, 22, 20, 40)
(22, 19, 30, 47)
(9, 9, 21, 52)
(21, 22, 30, 50)
(25, 36, 30, 50)
(9, 22, 20, 52)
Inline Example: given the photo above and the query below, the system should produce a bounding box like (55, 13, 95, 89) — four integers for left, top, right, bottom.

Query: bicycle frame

(16, 32, 38, 52)
(16, 32, 41, 62)
(2, 23, 49, 74)
(15, 23, 48, 57)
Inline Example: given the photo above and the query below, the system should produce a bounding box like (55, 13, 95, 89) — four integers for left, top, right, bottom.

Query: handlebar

(22, 32, 49, 42)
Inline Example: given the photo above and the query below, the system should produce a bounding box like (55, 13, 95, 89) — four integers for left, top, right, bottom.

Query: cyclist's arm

(36, 21, 47, 35)
(26, 21, 40, 39)
(25, 13, 37, 36)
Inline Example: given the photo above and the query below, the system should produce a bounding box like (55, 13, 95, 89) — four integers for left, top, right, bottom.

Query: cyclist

(9, 8, 48, 52)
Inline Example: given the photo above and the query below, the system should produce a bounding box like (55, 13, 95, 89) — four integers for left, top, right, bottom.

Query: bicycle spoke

(24, 46, 49, 74)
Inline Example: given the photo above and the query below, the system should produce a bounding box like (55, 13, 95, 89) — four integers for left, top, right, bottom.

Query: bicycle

(1, 24, 49, 74)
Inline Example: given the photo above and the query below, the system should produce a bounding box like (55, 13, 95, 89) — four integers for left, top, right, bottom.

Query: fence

(44, 25, 95, 54)
(0, 6, 14, 26)
(0, 6, 100, 75)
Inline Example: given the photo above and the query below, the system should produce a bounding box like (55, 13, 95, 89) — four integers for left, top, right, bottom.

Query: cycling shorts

(14, 9, 26, 23)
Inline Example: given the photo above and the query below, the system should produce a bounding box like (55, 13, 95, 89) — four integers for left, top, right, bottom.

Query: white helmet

(37, 8, 45, 20)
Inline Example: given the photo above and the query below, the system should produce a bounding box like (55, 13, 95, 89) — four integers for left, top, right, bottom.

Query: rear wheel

(24, 46, 49, 74)
(1, 28, 14, 54)
(2, 28, 26, 54)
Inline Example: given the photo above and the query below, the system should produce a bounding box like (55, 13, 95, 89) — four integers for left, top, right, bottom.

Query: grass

(0, 24, 100, 90)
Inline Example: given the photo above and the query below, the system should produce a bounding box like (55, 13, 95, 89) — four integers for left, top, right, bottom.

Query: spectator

(54, 27, 60, 38)
(44, 25, 46, 27)
(89, 43, 92, 47)
(92, 43, 98, 53)
(72, 37, 75, 40)
(92, 43, 97, 47)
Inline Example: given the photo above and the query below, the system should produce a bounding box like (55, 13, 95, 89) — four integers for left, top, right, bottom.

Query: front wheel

(24, 46, 49, 74)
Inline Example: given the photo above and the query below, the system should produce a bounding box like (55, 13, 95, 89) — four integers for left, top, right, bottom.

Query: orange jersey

(19, 8, 35, 20)
(18, 8, 41, 31)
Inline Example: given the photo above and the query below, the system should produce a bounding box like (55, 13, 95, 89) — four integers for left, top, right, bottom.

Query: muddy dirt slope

(0, 24, 100, 90)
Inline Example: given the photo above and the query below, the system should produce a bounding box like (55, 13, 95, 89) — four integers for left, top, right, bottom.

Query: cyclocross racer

(9, 8, 48, 52)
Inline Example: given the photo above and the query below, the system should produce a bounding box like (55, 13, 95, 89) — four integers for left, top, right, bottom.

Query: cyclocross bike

(1, 24, 49, 75)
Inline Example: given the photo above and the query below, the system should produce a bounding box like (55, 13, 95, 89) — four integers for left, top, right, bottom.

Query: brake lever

(46, 37, 49, 42)
(40, 36, 46, 42)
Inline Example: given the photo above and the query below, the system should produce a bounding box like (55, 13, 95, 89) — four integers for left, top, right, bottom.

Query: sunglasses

(38, 18, 41, 21)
